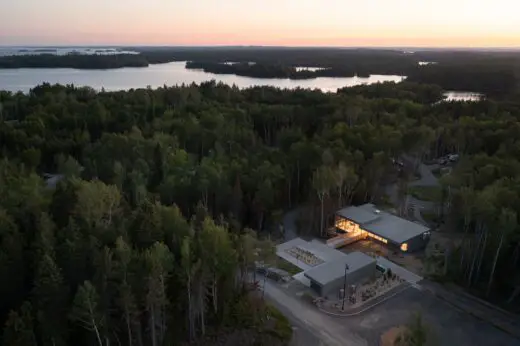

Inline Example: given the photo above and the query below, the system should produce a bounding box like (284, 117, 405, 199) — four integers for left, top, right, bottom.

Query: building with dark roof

(275, 238, 377, 297)
(304, 251, 376, 297)
(333, 203, 431, 252)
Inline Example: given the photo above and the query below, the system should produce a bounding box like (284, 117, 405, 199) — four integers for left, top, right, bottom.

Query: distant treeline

(1, 47, 519, 96)
(338, 81, 445, 104)
(407, 64, 517, 97)
(0, 54, 149, 69)
(186, 61, 321, 79)
(184, 61, 395, 79)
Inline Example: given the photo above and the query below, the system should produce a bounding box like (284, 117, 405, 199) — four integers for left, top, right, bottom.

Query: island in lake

(0, 47, 518, 97)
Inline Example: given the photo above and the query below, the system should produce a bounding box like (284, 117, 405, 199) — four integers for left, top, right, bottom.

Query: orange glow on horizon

(1, 0, 520, 48)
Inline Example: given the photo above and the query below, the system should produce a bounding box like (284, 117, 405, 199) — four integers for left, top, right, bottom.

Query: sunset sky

(1, 0, 520, 47)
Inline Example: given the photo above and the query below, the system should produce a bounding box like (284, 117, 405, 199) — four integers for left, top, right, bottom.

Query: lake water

(0, 61, 481, 101)
(295, 67, 327, 72)
(0, 61, 405, 93)
(418, 61, 437, 66)
(0, 47, 138, 56)
(443, 91, 482, 101)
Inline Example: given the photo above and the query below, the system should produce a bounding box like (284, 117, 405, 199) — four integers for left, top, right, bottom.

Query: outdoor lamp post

(341, 263, 350, 311)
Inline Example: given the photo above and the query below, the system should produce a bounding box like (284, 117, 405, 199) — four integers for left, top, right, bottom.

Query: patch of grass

(421, 211, 440, 224)
(431, 167, 442, 178)
(265, 304, 293, 342)
(377, 195, 395, 210)
(223, 296, 292, 343)
(276, 258, 302, 275)
(408, 186, 442, 202)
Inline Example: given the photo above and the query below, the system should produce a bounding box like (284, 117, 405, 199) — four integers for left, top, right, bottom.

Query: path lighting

(341, 263, 350, 311)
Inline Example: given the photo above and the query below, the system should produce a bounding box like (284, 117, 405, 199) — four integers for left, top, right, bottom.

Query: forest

(0, 54, 150, 69)
(0, 80, 520, 345)
(2, 47, 519, 96)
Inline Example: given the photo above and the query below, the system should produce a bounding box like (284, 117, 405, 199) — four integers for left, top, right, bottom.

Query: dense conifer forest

(1, 80, 520, 345)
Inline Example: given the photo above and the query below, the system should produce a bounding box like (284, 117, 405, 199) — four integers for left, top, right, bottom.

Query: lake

(443, 91, 482, 102)
(0, 47, 139, 56)
(0, 61, 481, 101)
(0, 61, 404, 93)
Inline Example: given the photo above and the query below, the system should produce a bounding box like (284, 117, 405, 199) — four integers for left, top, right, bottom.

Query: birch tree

(74, 179, 121, 229)
(487, 209, 517, 296)
(313, 166, 334, 237)
(144, 243, 173, 346)
(70, 281, 104, 346)
(113, 237, 138, 346)
(335, 161, 347, 208)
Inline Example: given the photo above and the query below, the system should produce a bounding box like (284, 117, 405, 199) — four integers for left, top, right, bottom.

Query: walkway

(318, 284, 411, 317)
(376, 257, 423, 287)
(326, 232, 366, 248)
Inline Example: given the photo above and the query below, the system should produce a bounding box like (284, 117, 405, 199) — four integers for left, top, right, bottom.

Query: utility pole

(341, 263, 350, 311)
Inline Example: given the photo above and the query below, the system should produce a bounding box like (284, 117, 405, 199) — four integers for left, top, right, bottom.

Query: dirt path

(385, 156, 440, 226)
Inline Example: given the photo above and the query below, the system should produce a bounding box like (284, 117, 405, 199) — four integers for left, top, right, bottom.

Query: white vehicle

(448, 154, 459, 162)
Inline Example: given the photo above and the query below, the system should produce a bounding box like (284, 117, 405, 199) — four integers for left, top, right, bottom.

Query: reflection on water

(0, 61, 405, 93)
(0, 47, 138, 57)
(0, 61, 483, 102)
(443, 91, 482, 102)
(295, 67, 328, 72)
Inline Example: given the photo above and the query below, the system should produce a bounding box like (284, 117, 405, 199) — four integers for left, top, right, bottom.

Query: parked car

(448, 154, 459, 162)
(391, 158, 404, 167)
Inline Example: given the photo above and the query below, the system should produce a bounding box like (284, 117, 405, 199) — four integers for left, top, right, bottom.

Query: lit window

(365, 231, 388, 244)
(401, 243, 408, 252)
(335, 218, 362, 233)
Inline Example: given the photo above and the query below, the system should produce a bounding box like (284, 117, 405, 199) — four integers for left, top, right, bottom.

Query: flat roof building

(334, 203, 431, 252)
(304, 251, 376, 297)
(276, 238, 377, 297)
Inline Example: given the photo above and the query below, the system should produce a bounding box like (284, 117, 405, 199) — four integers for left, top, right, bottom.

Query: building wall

(335, 215, 430, 253)
(310, 280, 323, 296)
(402, 232, 430, 252)
(319, 261, 376, 298)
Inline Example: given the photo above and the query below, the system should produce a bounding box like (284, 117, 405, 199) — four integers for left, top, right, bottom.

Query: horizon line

(1, 44, 520, 50)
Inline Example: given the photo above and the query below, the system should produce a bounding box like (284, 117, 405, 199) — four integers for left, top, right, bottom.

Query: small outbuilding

(304, 251, 376, 297)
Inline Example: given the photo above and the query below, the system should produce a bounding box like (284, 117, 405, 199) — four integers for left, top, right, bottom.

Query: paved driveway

(385, 156, 440, 225)
(264, 277, 520, 346)
(264, 279, 368, 346)
(402, 154, 440, 187)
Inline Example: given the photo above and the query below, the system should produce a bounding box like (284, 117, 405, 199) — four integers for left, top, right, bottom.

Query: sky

(1, 0, 520, 47)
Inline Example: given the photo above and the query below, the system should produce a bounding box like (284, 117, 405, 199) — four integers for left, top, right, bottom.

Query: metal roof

(304, 251, 375, 286)
(276, 237, 348, 271)
(336, 205, 381, 224)
(336, 204, 430, 244)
